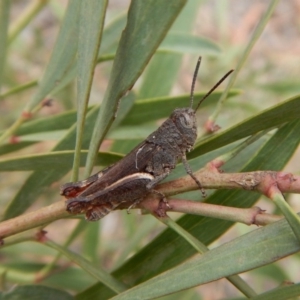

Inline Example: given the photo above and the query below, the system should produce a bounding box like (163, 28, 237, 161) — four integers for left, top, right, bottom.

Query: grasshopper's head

(170, 57, 233, 149)
(171, 107, 197, 148)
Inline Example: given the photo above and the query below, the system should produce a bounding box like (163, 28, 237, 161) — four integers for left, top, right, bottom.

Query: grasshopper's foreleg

(182, 153, 206, 197)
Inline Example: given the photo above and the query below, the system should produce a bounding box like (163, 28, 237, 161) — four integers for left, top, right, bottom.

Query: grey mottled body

(61, 107, 198, 221)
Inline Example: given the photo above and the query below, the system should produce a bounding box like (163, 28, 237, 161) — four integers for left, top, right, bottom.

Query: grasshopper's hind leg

(66, 197, 119, 221)
(85, 202, 118, 221)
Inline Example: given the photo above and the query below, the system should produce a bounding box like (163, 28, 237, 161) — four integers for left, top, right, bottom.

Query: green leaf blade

(111, 216, 300, 300)
(159, 33, 221, 55)
(26, 0, 81, 111)
(191, 95, 300, 158)
(1, 285, 73, 300)
(73, 0, 108, 180)
(85, 0, 188, 175)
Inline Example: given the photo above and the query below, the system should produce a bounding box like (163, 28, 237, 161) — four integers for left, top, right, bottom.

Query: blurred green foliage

(0, 1, 299, 299)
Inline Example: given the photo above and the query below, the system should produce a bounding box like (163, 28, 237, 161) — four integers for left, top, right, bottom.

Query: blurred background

(1, 1, 300, 299)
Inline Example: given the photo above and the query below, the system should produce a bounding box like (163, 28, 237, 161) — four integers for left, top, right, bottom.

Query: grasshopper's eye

(180, 113, 193, 128)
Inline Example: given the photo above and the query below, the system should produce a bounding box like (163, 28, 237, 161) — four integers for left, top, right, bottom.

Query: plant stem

(8, 0, 49, 44)
(0, 80, 37, 100)
(0, 170, 298, 239)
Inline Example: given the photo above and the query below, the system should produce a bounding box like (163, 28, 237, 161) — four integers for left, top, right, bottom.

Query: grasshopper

(61, 57, 233, 221)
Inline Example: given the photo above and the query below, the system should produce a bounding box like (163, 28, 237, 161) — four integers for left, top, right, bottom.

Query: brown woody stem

(0, 170, 299, 240)
(158, 170, 300, 196)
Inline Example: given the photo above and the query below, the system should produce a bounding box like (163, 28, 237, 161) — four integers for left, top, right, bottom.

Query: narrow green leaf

(108, 125, 157, 140)
(111, 215, 300, 300)
(138, 1, 201, 100)
(35, 12, 126, 99)
(85, 0, 188, 176)
(191, 95, 300, 158)
(46, 240, 127, 294)
(113, 217, 158, 270)
(1, 285, 73, 300)
(138, 52, 182, 99)
(110, 139, 142, 155)
(0, 108, 87, 156)
(159, 217, 256, 298)
(42, 262, 97, 292)
(122, 90, 240, 125)
(244, 119, 300, 171)
(17, 130, 66, 141)
(95, 92, 137, 154)
(0, 151, 122, 172)
(15, 110, 79, 136)
(98, 13, 126, 54)
(0, 142, 36, 156)
(82, 222, 100, 265)
(250, 264, 288, 283)
(73, 0, 108, 180)
(0, 80, 37, 101)
(26, 0, 81, 111)
(159, 33, 221, 55)
(250, 282, 300, 300)
(272, 193, 300, 243)
(263, 80, 300, 95)
(1, 90, 238, 141)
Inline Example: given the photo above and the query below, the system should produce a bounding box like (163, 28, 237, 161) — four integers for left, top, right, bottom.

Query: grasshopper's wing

(66, 172, 154, 220)
(60, 163, 116, 198)
(76, 141, 160, 197)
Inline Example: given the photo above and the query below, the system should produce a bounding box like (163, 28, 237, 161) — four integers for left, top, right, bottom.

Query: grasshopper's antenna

(189, 56, 202, 108)
(195, 69, 234, 112)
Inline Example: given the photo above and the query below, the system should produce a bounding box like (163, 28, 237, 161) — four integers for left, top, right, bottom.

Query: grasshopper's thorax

(170, 107, 197, 148)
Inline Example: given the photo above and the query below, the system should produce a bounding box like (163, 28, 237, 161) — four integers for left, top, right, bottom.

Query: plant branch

(157, 169, 300, 196)
(0, 201, 68, 239)
(141, 198, 281, 226)
(0, 169, 298, 240)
